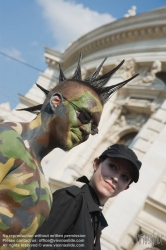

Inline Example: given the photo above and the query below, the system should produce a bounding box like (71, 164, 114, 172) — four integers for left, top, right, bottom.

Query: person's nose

(111, 175, 118, 183)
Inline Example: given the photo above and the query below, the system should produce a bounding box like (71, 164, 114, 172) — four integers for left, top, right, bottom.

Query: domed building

(3, 6, 166, 250)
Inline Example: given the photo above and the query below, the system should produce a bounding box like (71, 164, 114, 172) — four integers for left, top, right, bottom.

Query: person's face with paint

(48, 81, 103, 151)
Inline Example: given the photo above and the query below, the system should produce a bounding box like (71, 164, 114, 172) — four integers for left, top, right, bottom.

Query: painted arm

(0, 125, 52, 247)
(0, 125, 33, 183)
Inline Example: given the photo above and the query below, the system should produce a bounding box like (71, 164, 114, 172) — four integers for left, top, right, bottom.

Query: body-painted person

(0, 54, 138, 249)
(31, 144, 142, 250)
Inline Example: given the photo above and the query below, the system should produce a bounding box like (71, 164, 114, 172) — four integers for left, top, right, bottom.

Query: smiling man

(0, 54, 138, 249)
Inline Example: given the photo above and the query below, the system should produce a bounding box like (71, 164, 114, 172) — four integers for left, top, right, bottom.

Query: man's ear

(93, 158, 101, 171)
(50, 93, 63, 111)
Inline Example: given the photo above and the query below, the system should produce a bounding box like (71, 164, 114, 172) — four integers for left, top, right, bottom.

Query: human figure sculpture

(142, 60, 162, 84)
(0, 54, 137, 248)
(124, 5, 137, 18)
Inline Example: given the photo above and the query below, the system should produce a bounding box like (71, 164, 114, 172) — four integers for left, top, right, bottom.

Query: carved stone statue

(124, 6, 137, 18)
(114, 59, 136, 79)
(142, 60, 162, 84)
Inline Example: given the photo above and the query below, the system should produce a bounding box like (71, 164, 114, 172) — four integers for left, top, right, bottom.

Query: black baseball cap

(99, 144, 142, 183)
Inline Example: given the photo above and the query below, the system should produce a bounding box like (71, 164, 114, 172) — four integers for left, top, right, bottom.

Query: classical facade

(2, 7, 166, 250)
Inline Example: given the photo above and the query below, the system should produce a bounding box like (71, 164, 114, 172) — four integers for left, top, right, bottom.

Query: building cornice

(44, 7, 166, 70)
(18, 94, 39, 106)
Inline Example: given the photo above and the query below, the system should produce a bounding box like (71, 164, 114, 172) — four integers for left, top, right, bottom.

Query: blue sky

(0, 0, 165, 109)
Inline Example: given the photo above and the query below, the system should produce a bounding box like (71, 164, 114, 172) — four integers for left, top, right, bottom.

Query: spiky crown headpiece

(17, 53, 138, 114)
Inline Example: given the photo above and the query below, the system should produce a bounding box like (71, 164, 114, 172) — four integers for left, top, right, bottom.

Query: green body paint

(64, 90, 103, 149)
(0, 126, 52, 249)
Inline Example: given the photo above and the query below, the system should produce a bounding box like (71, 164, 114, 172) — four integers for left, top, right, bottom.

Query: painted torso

(0, 124, 52, 249)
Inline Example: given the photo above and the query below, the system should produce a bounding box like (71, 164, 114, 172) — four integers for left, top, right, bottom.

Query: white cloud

(37, 0, 115, 51)
(2, 48, 25, 62)
(31, 41, 39, 46)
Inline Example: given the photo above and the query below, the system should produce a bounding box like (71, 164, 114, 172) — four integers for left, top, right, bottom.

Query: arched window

(156, 71, 166, 83)
(116, 132, 138, 146)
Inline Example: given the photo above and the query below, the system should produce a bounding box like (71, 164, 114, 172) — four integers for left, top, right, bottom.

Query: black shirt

(31, 176, 108, 250)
